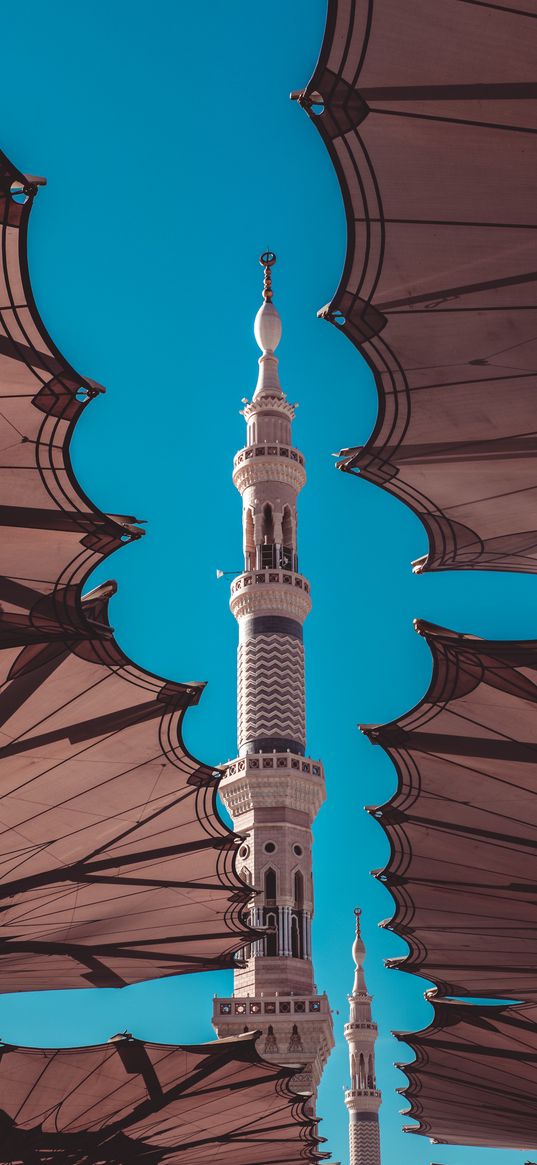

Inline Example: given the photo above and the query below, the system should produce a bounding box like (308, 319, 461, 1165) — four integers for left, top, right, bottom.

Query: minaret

(213, 253, 333, 1095)
(345, 909, 382, 1165)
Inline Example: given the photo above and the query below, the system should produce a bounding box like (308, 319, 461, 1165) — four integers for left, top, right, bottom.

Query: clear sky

(1, 3, 535, 1164)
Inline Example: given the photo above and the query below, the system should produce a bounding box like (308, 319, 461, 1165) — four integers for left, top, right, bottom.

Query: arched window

(367, 1055, 375, 1089)
(261, 503, 275, 567)
(262, 502, 274, 543)
(244, 508, 255, 570)
(282, 505, 293, 546)
(281, 506, 294, 569)
(351, 1053, 357, 1089)
(264, 867, 276, 902)
(294, 870, 304, 908)
(291, 913, 301, 959)
(359, 1053, 366, 1089)
(265, 911, 277, 957)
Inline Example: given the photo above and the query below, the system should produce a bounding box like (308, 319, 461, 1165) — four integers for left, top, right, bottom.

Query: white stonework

(230, 571, 312, 622)
(213, 254, 333, 1099)
(219, 753, 325, 819)
(345, 909, 382, 1165)
(232, 448, 306, 494)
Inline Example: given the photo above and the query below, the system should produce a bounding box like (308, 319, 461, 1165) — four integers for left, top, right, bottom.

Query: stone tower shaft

(212, 253, 333, 1095)
(345, 909, 382, 1165)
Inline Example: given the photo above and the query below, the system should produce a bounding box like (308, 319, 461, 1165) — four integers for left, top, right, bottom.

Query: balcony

(230, 569, 309, 597)
(229, 568, 312, 624)
(234, 444, 304, 469)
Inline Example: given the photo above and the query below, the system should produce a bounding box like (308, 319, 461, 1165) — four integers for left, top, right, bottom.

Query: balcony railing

(231, 569, 310, 596)
(234, 443, 305, 469)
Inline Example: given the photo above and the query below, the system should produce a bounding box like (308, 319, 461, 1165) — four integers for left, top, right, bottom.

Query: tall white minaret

(213, 253, 333, 1097)
(345, 909, 382, 1165)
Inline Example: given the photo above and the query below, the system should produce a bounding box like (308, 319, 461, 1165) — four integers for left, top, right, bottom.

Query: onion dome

(254, 300, 282, 355)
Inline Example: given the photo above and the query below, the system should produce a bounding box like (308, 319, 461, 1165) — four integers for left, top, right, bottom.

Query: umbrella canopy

(0, 151, 142, 637)
(295, 0, 537, 573)
(0, 1031, 329, 1164)
(365, 619, 537, 1003)
(0, 148, 256, 989)
(396, 996, 537, 1150)
(0, 580, 255, 989)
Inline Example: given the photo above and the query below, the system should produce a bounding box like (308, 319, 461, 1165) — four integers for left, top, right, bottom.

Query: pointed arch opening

(261, 503, 275, 567)
(281, 505, 295, 569)
(264, 867, 277, 903)
(262, 502, 274, 543)
(293, 870, 304, 908)
(282, 505, 293, 547)
(278, 503, 294, 570)
(244, 508, 255, 571)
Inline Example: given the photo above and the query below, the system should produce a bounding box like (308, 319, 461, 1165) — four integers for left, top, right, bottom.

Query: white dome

(254, 300, 282, 354)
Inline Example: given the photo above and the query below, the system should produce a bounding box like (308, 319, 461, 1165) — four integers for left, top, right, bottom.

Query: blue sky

(1, 3, 535, 1163)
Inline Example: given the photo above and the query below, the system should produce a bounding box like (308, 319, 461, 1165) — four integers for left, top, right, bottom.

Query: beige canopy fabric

(0, 579, 255, 989)
(365, 619, 537, 1003)
(0, 1031, 328, 1164)
(295, 0, 537, 573)
(0, 147, 256, 988)
(0, 151, 142, 638)
(396, 996, 537, 1150)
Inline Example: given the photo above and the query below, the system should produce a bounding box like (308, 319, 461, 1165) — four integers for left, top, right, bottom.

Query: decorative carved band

(230, 573, 312, 623)
(218, 765, 326, 819)
(233, 452, 306, 494)
(223, 752, 324, 778)
(241, 396, 295, 421)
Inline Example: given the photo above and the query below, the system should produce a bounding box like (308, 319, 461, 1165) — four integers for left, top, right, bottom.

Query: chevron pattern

(349, 1118, 381, 1165)
(238, 634, 305, 748)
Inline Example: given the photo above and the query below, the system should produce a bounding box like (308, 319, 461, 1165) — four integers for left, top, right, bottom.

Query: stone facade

(212, 254, 333, 1096)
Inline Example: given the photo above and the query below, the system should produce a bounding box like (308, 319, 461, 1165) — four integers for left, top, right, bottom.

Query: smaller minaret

(345, 909, 382, 1165)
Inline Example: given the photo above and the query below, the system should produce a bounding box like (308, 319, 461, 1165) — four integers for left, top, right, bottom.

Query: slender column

(305, 915, 312, 959)
(277, 907, 285, 956)
(256, 907, 264, 957)
(284, 906, 291, 957)
(301, 912, 308, 960)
